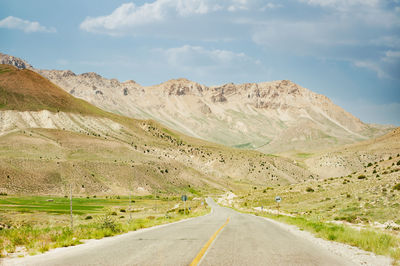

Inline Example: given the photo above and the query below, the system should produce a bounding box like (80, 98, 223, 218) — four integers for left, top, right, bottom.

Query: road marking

(190, 217, 230, 266)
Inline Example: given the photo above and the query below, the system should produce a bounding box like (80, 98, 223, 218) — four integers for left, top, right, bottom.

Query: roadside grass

(0, 195, 210, 258)
(259, 213, 400, 262)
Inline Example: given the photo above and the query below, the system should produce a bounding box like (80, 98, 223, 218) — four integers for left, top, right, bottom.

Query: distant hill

(305, 127, 400, 178)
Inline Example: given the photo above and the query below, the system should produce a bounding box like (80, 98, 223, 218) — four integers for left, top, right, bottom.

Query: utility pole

(155, 190, 157, 213)
(129, 190, 132, 222)
(70, 183, 73, 232)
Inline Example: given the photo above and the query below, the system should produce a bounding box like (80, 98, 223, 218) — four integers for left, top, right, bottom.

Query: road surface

(5, 198, 352, 266)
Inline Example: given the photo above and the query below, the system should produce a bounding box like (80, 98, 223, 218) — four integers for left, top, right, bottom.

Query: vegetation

(0, 195, 209, 257)
(260, 213, 400, 262)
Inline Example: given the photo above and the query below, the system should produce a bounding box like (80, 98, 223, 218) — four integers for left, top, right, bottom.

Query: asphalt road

(5, 198, 352, 266)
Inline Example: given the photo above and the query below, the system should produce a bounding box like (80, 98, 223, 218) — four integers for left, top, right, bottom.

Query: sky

(0, 0, 399, 125)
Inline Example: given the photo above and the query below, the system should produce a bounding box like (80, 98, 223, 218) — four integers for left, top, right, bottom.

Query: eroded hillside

(0, 65, 314, 195)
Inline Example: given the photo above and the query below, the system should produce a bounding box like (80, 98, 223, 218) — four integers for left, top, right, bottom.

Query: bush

(111, 212, 117, 216)
(306, 187, 314, 192)
(367, 162, 373, 167)
(85, 216, 93, 220)
(393, 183, 400, 191)
(357, 175, 366, 179)
(99, 214, 118, 232)
(397, 160, 400, 166)
(120, 209, 126, 213)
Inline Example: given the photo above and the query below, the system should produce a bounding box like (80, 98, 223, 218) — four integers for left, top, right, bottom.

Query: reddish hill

(0, 64, 105, 116)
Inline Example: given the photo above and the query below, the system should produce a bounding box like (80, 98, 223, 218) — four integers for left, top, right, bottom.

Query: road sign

(275, 196, 281, 203)
(181, 195, 188, 215)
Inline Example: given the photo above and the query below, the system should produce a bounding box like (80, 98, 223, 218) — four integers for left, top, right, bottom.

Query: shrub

(367, 162, 373, 167)
(357, 175, 366, 179)
(393, 183, 400, 191)
(99, 214, 118, 232)
(397, 160, 400, 166)
(85, 216, 93, 220)
(306, 187, 314, 192)
(111, 212, 117, 216)
(120, 209, 126, 213)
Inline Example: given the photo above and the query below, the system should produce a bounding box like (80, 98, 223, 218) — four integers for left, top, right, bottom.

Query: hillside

(305, 127, 400, 178)
(0, 64, 314, 195)
(0, 65, 107, 116)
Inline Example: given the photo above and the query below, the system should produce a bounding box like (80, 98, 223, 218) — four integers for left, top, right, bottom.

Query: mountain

(0, 53, 392, 155)
(0, 64, 315, 195)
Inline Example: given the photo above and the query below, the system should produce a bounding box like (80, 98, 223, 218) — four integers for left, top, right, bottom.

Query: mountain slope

(0, 64, 314, 195)
(0, 65, 107, 116)
(305, 127, 400, 178)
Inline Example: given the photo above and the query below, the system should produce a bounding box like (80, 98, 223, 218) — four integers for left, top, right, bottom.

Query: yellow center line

(190, 217, 230, 266)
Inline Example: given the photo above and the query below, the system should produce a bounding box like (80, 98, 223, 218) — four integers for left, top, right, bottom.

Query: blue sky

(0, 0, 399, 125)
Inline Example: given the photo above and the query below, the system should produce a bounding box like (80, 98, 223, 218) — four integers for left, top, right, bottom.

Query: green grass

(295, 153, 314, 159)
(233, 143, 254, 149)
(0, 196, 132, 215)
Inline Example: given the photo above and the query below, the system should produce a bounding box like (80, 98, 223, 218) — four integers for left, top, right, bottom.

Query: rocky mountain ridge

(0, 52, 392, 154)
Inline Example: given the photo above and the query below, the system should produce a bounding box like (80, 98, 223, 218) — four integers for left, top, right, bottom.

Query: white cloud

(154, 45, 266, 83)
(0, 16, 56, 33)
(80, 2, 165, 34)
(78, 0, 400, 80)
(299, 0, 379, 10)
(382, 50, 400, 63)
(163, 45, 252, 66)
(353, 60, 387, 78)
(353, 50, 400, 79)
(227, 0, 249, 12)
(261, 3, 282, 10)
(80, 0, 253, 34)
(250, 0, 400, 79)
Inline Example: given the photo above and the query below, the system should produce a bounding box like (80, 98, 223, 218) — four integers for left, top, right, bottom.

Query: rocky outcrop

(0, 53, 33, 70)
